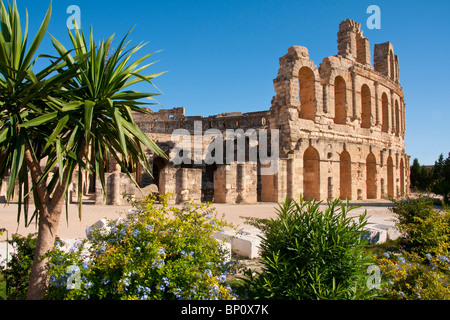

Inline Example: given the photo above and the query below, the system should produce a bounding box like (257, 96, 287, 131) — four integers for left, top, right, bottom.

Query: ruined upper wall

(133, 106, 271, 134)
(270, 19, 405, 156)
(337, 19, 400, 82)
(337, 19, 371, 65)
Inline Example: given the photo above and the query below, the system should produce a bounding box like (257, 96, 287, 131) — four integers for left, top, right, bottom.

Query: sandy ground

(0, 199, 398, 267)
(0, 199, 397, 241)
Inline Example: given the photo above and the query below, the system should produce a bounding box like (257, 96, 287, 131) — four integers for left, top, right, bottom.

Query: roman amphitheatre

(0, 19, 408, 241)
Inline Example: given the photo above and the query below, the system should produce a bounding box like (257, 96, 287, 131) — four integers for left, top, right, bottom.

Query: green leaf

(7, 132, 25, 200)
(84, 100, 94, 144)
(0, 125, 9, 143)
(19, 112, 58, 128)
(43, 114, 69, 151)
(56, 139, 64, 183)
(21, 1, 52, 70)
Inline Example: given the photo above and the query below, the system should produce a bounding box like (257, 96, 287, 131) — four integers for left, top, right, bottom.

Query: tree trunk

(26, 202, 63, 300)
(24, 146, 67, 300)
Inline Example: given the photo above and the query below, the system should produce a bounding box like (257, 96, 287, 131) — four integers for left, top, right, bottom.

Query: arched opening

(339, 150, 351, 200)
(303, 147, 320, 200)
(366, 153, 377, 199)
(202, 164, 217, 202)
(381, 92, 389, 133)
(299, 67, 316, 121)
(334, 76, 346, 124)
(152, 157, 167, 191)
(387, 156, 394, 197)
(395, 100, 400, 137)
(361, 84, 371, 129)
(400, 158, 405, 196)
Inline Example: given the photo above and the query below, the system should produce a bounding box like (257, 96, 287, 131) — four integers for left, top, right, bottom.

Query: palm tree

(0, 1, 166, 299)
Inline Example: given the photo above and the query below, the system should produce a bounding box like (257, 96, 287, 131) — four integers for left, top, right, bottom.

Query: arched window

(299, 67, 316, 121)
(334, 76, 346, 124)
(381, 92, 389, 133)
(361, 84, 371, 129)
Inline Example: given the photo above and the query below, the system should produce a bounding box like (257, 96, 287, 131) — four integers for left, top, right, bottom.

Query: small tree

(0, 1, 166, 299)
(410, 158, 433, 192)
(431, 153, 450, 204)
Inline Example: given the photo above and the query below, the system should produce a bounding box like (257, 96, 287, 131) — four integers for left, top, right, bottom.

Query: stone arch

(339, 150, 351, 200)
(298, 66, 316, 121)
(303, 147, 320, 200)
(400, 157, 405, 196)
(395, 100, 400, 137)
(387, 155, 394, 197)
(361, 84, 371, 129)
(366, 152, 377, 199)
(381, 92, 389, 133)
(334, 76, 346, 124)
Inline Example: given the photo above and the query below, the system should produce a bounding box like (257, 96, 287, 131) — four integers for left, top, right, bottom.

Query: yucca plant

(0, 1, 166, 299)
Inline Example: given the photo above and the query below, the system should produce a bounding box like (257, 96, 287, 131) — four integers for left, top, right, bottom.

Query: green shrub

(374, 196, 450, 300)
(391, 197, 450, 256)
(0, 233, 37, 300)
(45, 194, 237, 300)
(242, 197, 378, 300)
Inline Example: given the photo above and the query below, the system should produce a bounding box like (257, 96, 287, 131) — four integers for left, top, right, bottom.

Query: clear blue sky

(19, 0, 450, 165)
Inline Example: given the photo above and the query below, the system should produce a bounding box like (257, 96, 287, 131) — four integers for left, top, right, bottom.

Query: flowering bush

(377, 250, 450, 299)
(45, 194, 237, 300)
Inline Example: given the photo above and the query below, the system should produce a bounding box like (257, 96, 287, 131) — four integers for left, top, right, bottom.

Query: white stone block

(373, 224, 400, 241)
(231, 235, 261, 259)
(212, 230, 235, 243)
(361, 227, 387, 245)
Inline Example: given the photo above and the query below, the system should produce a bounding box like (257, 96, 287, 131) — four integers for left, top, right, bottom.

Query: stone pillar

(112, 163, 121, 206)
(178, 168, 189, 203)
(327, 177, 333, 200)
(236, 164, 245, 203)
(390, 89, 395, 134)
(374, 81, 380, 125)
(274, 159, 287, 202)
(351, 71, 357, 120)
(287, 157, 295, 199)
(95, 177, 106, 205)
